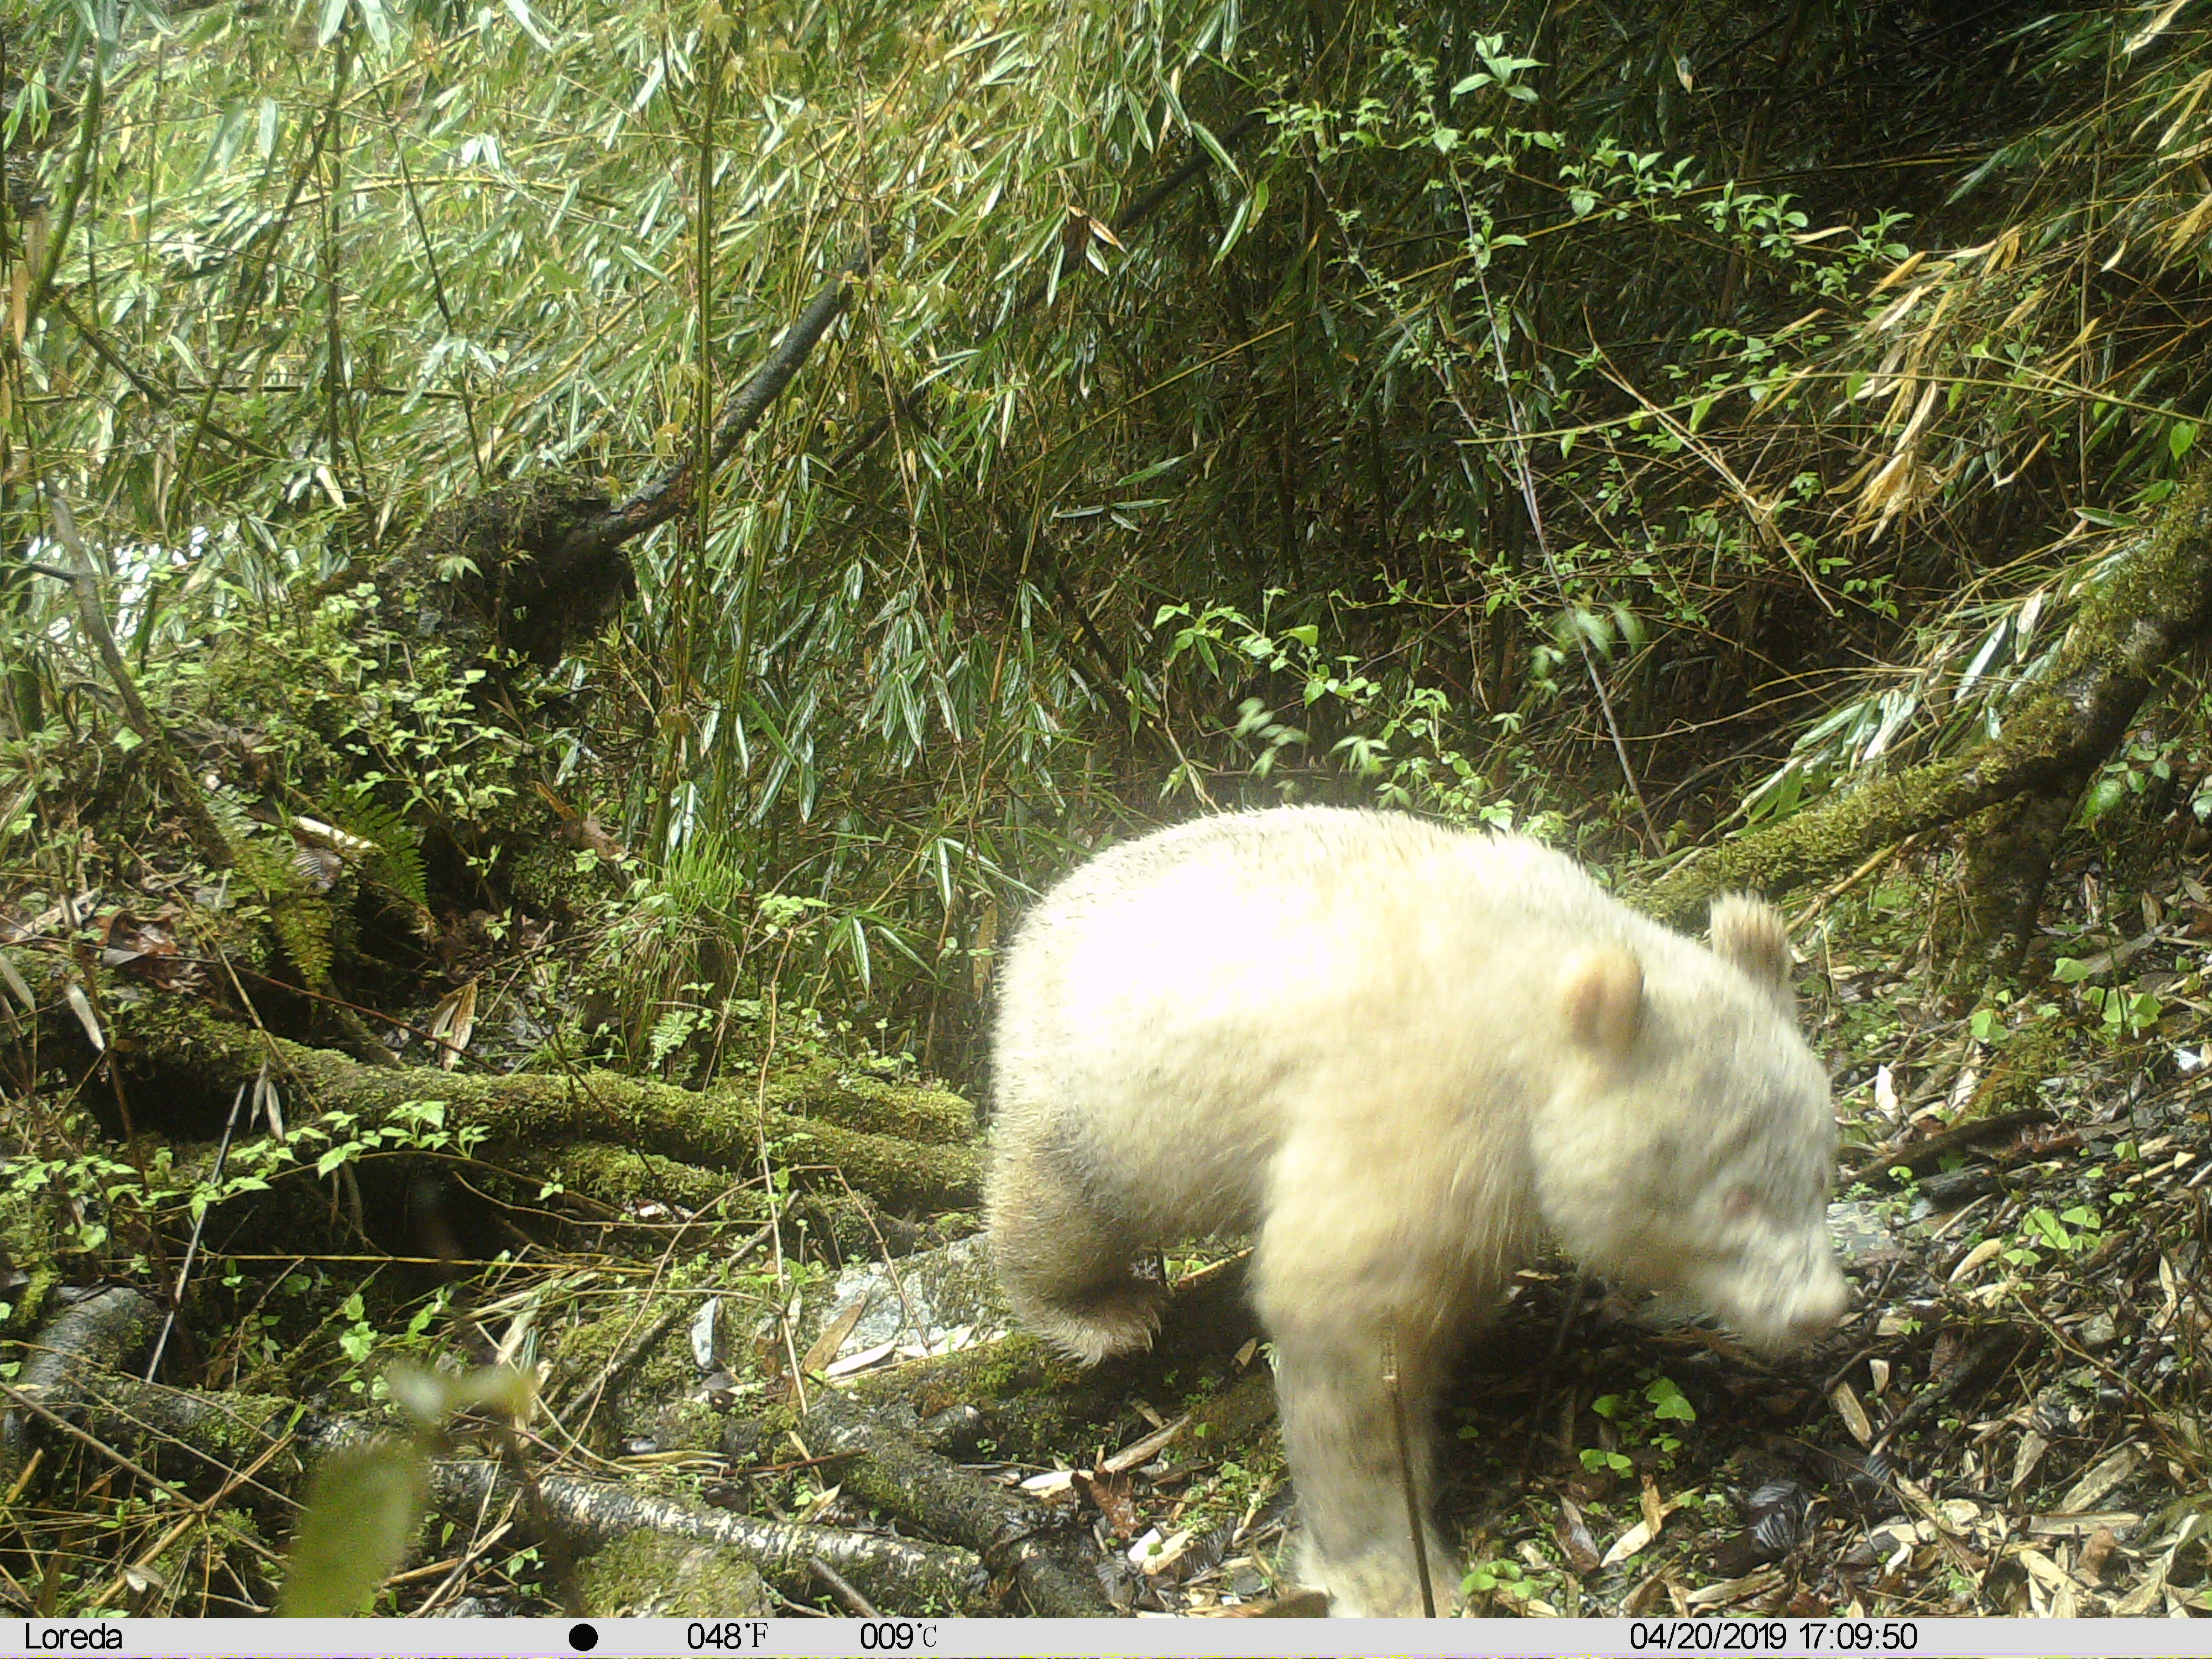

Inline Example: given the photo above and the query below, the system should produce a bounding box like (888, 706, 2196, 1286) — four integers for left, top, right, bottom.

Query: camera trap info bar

(6, 1617, 2211, 1656)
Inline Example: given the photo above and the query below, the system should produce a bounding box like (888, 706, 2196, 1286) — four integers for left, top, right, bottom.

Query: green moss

(506, 1143, 775, 1223)
(0, 1252, 58, 1336)
(577, 1530, 772, 1618)
(845, 1329, 1079, 1422)
(760, 1059, 975, 1145)
(545, 1281, 749, 1455)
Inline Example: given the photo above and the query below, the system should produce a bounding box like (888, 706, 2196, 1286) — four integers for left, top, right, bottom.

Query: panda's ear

(1560, 947, 1644, 1060)
(1710, 892, 1796, 1008)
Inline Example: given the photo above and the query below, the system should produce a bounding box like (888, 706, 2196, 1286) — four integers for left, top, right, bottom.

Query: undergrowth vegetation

(4, 0, 2210, 1072)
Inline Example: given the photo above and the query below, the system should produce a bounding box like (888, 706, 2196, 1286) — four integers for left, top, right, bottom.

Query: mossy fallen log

(576, 1530, 774, 1618)
(800, 1387, 1114, 1617)
(0, 1286, 162, 1475)
(142, 1003, 979, 1213)
(500, 1141, 778, 1222)
(1633, 463, 2212, 953)
(56, 1366, 983, 1611)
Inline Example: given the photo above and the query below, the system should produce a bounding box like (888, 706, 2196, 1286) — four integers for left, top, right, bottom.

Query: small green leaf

(2080, 776, 2128, 821)
(1646, 1376, 1696, 1422)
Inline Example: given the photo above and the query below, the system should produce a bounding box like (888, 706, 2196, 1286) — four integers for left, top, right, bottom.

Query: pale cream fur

(985, 806, 1847, 1617)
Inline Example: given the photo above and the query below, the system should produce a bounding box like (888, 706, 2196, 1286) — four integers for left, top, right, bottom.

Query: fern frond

(327, 787, 429, 908)
(232, 836, 336, 987)
(272, 893, 336, 987)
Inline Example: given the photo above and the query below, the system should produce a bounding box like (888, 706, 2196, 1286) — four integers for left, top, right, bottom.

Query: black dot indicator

(569, 1621, 600, 1650)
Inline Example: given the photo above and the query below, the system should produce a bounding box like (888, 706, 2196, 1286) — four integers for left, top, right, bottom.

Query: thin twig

(582, 241, 879, 554)
(1589, 343, 1833, 611)
(0, 1379, 202, 1512)
(147, 1070, 257, 1381)
(1519, 1267, 1589, 1484)
(755, 932, 808, 1412)
(550, 1221, 775, 1425)
(26, 61, 102, 327)
(809, 1553, 883, 1618)
(1436, 225, 1662, 849)
(82, 1402, 300, 1608)
(1381, 1329, 1436, 1618)
(1788, 836, 1916, 933)
(37, 484, 233, 869)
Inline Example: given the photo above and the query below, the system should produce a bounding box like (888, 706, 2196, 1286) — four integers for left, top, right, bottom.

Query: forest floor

(4, 811, 2209, 1621)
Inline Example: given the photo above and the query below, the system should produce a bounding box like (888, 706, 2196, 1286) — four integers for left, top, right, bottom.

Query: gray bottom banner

(7, 1617, 2209, 1657)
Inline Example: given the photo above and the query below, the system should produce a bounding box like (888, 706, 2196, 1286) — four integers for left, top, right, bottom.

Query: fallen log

(800, 1387, 1114, 1617)
(7, 1293, 983, 1614)
(1, 1286, 163, 1472)
(143, 1004, 979, 1214)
